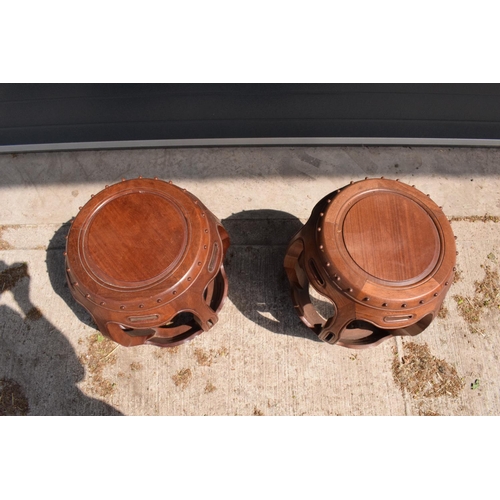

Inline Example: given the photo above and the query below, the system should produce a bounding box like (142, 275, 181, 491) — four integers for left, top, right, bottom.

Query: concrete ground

(0, 146, 499, 416)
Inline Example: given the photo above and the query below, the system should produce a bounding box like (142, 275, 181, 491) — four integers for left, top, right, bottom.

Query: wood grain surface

(87, 192, 187, 283)
(343, 192, 440, 282)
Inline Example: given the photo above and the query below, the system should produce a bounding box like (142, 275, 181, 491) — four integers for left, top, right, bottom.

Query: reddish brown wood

(284, 178, 456, 348)
(65, 178, 230, 347)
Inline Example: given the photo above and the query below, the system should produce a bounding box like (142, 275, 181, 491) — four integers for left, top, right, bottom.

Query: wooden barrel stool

(65, 177, 230, 347)
(284, 178, 456, 348)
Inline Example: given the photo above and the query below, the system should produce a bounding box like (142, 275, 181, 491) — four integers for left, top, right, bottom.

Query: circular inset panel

(343, 192, 440, 283)
(85, 192, 187, 284)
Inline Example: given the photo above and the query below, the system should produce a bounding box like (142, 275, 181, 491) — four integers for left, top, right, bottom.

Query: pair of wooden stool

(65, 177, 456, 349)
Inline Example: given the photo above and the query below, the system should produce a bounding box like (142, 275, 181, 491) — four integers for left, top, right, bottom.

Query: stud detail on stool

(284, 178, 456, 349)
(65, 177, 230, 347)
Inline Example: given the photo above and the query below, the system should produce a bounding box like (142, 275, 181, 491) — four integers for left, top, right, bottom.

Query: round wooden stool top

(284, 178, 456, 348)
(65, 177, 229, 347)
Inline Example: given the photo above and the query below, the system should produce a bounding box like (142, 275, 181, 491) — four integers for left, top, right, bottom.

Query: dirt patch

(194, 347, 229, 366)
(172, 368, 192, 389)
(453, 266, 463, 283)
(418, 407, 441, 416)
(453, 262, 499, 335)
(450, 215, 500, 223)
(476, 265, 500, 303)
(153, 345, 180, 358)
(253, 407, 264, 416)
(437, 304, 449, 319)
(0, 378, 30, 416)
(204, 381, 217, 393)
(0, 226, 13, 250)
(194, 348, 212, 366)
(0, 262, 28, 293)
(392, 342, 464, 399)
(130, 362, 143, 371)
(79, 333, 118, 398)
(26, 307, 43, 321)
(0, 240, 12, 251)
(454, 294, 481, 321)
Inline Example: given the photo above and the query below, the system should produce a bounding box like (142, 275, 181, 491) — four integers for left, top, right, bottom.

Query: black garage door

(1, 84, 500, 151)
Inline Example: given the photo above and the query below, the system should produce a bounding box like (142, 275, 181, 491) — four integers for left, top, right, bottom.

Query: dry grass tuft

(79, 333, 118, 398)
(453, 267, 463, 284)
(153, 345, 180, 358)
(437, 305, 449, 319)
(194, 348, 212, 366)
(392, 342, 464, 399)
(172, 368, 192, 389)
(194, 347, 229, 367)
(453, 263, 499, 335)
(418, 408, 441, 416)
(0, 378, 29, 416)
(450, 215, 500, 223)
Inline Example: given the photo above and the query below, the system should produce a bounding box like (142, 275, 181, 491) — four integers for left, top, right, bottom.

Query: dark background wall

(1, 84, 500, 147)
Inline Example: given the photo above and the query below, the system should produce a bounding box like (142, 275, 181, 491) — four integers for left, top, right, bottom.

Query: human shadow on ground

(47, 222, 96, 330)
(222, 209, 321, 343)
(0, 260, 122, 415)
